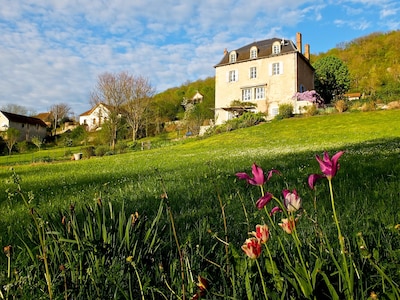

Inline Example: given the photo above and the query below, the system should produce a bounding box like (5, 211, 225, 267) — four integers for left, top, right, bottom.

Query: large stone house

(0, 111, 48, 141)
(214, 32, 314, 124)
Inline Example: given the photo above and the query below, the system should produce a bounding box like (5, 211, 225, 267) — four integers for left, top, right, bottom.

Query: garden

(0, 109, 399, 299)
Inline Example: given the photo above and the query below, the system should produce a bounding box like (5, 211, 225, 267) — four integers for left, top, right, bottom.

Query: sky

(0, 0, 399, 117)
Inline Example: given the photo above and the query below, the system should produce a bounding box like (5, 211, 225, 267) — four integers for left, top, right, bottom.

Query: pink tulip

(316, 151, 344, 180)
(236, 163, 265, 186)
(256, 193, 273, 209)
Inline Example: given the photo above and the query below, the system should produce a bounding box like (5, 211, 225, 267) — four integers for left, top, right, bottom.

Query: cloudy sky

(0, 0, 399, 117)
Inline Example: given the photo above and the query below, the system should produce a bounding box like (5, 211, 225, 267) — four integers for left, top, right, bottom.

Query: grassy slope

(0, 110, 399, 247)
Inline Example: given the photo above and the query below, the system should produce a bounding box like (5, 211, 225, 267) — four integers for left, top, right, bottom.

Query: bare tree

(1, 128, 20, 155)
(1, 104, 37, 116)
(123, 76, 155, 141)
(49, 103, 72, 135)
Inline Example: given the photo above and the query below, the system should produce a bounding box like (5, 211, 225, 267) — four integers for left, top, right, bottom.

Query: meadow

(0, 109, 399, 299)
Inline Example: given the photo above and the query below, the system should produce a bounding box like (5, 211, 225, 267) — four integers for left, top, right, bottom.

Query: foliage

(95, 145, 110, 157)
(313, 56, 351, 103)
(312, 30, 400, 101)
(1, 128, 20, 155)
(334, 99, 348, 113)
(276, 103, 293, 119)
(206, 111, 265, 134)
(69, 125, 88, 144)
(31, 136, 43, 151)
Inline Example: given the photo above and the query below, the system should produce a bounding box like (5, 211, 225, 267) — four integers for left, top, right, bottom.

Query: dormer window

(272, 41, 281, 54)
(229, 51, 237, 63)
(250, 46, 258, 59)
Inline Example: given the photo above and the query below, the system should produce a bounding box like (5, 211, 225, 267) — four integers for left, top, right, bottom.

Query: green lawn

(0, 109, 399, 299)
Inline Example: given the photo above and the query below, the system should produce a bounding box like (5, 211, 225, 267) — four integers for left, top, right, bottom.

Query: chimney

(305, 44, 310, 60)
(224, 48, 228, 56)
(296, 32, 302, 54)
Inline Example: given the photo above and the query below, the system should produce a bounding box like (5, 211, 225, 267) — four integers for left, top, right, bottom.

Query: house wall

(79, 105, 109, 131)
(0, 114, 47, 142)
(215, 52, 314, 124)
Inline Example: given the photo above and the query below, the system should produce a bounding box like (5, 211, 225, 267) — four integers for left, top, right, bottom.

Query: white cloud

(0, 0, 397, 115)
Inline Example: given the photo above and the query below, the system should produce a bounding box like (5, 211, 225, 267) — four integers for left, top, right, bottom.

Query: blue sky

(0, 0, 399, 117)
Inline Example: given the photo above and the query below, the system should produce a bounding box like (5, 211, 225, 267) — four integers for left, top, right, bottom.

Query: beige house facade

(214, 32, 314, 124)
(0, 111, 48, 141)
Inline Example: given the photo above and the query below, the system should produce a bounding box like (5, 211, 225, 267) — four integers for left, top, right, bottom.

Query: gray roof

(214, 37, 298, 67)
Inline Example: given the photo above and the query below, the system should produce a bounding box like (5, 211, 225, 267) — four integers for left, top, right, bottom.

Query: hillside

(311, 30, 400, 100)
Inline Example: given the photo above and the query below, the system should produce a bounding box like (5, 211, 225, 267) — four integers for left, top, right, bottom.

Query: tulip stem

(328, 178, 353, 299)
(256, 259, 269, 300)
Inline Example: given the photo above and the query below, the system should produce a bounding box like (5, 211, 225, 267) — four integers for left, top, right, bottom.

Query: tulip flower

(236, 163, 265, 186)
(256, 192, 273, 209)
(308, 151, 344, 189)
(316, 151, 344, 180)
(279, 217, 297, 234)
(283, 189, 302, 212)
(241, 237, 262, 259)
(251, 224, 269, 244)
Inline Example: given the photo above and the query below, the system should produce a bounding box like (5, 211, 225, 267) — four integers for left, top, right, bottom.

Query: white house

(214, 32, 315, 124)
(0, 111, 48, 141)
(79, 103, 111, 131)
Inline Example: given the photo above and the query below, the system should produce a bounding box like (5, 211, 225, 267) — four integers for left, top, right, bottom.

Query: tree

(123, 75, 155, 141)
(91, 72, 129, 149)
(313, 56, 351, 103)
(49, 103, 72, 136)
(31, 136, 43, 151)
(1, 128, 20, 155)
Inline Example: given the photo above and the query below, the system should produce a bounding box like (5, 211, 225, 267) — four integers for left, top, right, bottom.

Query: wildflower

(256, 192, 273, 209)
(241, 237, 262, 259)
(308, 151, 344, 189)
(279, 217, 297, 234)
(251, 224, 269, 244)
(283, 189, 301, 212)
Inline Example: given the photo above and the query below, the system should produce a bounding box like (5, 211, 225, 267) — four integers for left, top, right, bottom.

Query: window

(242, 89, 252, 101)
(272, 42, 281, 54)
(271, 62, 283, 75)
(250, 67, 257, 79)
(229, 51, 237, 63)
(228, 70, 238, 82)
(255, 87, 265, 100)
(250, 47, 258, 59)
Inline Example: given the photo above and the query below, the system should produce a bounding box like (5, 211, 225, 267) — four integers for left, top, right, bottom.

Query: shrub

(334, 99, 348, 113)
(276, 103, 293, 119)
(95, 145, 110, 157)
(303, 104, 318, 117)
(360, 101, 376, 111)
(115, 141, 128, 154)
(82, 146, 95, 158)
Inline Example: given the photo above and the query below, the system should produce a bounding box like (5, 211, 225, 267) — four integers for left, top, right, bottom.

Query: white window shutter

(280, 62, 283, 74)
(235, 70, 238, 81)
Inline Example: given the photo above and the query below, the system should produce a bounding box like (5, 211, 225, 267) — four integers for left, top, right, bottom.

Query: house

(343, 93, 361, 101)
(214, 32, 314, 124)
(181, 91, 204, 111)
(79, 103, 111, 131)
(0, 111, 48, 141)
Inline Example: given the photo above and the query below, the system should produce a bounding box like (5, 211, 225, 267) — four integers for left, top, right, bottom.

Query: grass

(0, 109, 399, 298)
